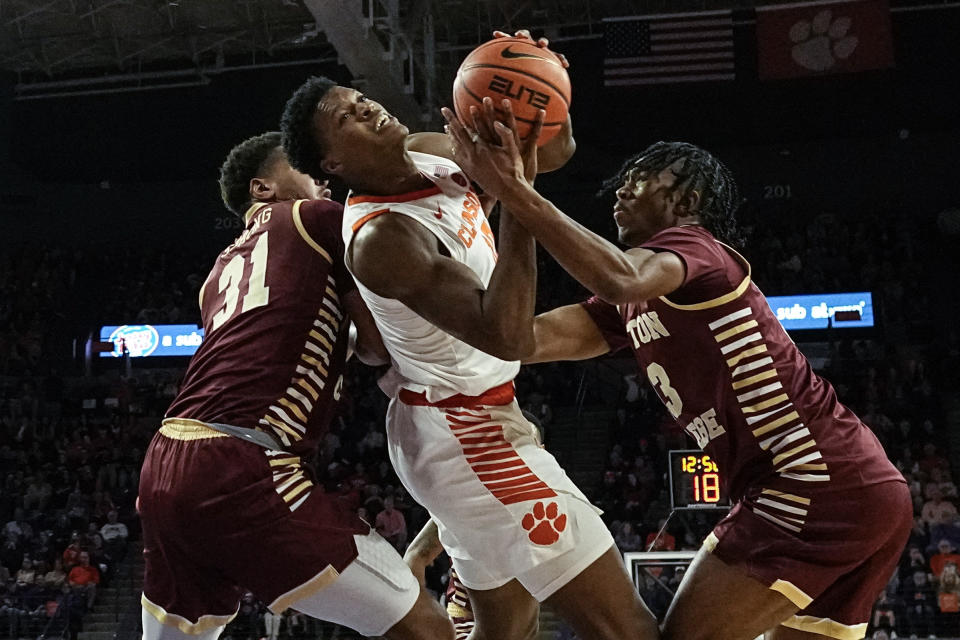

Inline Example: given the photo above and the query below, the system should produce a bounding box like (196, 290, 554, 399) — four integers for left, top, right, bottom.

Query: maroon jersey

(167, 199, 353, 456)
(583, 226, 902, 509)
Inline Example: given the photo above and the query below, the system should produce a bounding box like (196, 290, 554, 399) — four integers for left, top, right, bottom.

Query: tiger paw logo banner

(757, 0, 894, 79)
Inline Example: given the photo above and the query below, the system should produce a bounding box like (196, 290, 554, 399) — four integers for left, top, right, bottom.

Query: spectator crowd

(0, 374, 142, 639)
(0, 188, 957, 640)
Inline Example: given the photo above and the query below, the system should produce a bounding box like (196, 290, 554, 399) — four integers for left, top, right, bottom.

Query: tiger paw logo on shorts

(521, 501, 567, 545)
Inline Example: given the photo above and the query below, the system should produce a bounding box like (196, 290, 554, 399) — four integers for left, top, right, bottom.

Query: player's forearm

(501, 184, 651, 304)
(536, 116, 575, 173)
(480, 208, 537, 359)
(403, 518, 444, 566)
(354, 336, 390, 367)
(523, 305, 612, 364)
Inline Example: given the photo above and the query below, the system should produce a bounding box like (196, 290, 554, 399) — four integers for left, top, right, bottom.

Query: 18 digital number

(681, 454, 721, 504)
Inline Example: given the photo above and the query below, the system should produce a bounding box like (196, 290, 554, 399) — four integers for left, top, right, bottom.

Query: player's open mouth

(375, 114, 391, 131)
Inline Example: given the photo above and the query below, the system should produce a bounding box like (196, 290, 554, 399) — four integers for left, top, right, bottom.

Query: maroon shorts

(709, 480, 911, 634)
(139, 420, 368, 628)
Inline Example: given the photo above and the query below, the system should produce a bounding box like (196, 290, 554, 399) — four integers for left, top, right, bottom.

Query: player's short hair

(219, 131, 283, 218)
(601, 141, 744, 247)
(281, 76, 337, 181)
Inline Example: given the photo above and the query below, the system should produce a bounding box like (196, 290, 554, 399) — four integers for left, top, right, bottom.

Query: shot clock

(668, 450, 730, 509)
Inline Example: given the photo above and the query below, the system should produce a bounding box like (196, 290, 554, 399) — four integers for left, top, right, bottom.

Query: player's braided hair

(281, 75, 337, 181)
(218, 131, 283, 218)
(601, 141, 744, 247)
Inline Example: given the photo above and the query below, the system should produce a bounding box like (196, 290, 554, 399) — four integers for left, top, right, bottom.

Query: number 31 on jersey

(211, 232, 271, 332)
(645, 361, 726, 448)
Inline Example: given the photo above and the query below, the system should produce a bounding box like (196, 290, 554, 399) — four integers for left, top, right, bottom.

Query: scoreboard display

(668, 450, 730, 510)
(98, 324, 204, 358)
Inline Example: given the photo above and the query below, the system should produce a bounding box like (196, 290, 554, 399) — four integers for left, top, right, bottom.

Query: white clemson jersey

(342, 151, 520, 402)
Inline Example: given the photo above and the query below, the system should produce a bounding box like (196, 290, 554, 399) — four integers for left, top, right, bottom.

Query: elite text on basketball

(487, 75, 551, 110)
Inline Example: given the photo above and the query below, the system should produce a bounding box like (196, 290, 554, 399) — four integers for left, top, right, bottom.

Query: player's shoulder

(644, 225, 724, 256)
(258, 198, 343, 235)
(647, 224, 715, 244)
(282, 199, 345, 260)
(297, 197, 344, 218)
(296, 198, 345, 231)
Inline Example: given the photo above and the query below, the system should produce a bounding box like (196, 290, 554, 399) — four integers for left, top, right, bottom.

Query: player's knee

(660, 619, 720, 640)
(386, 589, 455, 640)
(572, 604, 659, 640)
(660, 626, 691, 640)
(471, 614, 538, 640)
(470, 599, 538, 640)
(613, 605, 660, 640)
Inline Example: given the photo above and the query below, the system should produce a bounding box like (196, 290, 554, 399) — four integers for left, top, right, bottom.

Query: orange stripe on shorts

(446, 413, 557, 507)
(499, 488, 557, 505)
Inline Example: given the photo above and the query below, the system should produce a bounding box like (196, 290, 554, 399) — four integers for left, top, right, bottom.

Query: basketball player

(138, 132, 454, 640)
(280, 46, 659, 640)
(403, 411, 546, 640)
(443, 118, 911, 640)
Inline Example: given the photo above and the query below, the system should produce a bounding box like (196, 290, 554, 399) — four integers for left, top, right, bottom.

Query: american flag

(603, 11, 736, 86)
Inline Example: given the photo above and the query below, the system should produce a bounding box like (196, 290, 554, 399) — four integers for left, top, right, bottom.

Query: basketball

(453, 37, 571, 146)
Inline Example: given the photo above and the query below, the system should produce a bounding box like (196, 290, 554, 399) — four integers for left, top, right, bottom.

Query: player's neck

(350, 151, 430, 197)
(676, 214, 702, 228)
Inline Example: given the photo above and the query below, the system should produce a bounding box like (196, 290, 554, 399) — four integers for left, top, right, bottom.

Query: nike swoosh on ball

(500, 46, 545, 60)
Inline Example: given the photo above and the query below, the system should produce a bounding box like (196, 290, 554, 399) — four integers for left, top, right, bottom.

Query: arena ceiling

(0, 0, 930, 116)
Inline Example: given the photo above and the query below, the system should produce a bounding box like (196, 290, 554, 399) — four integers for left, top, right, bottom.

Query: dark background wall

(3, 6, 958, 256)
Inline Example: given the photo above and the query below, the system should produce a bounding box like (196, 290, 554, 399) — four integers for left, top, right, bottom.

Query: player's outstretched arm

(523, 304, 612, 365)
(537, 115, 575, 173)
(403, 519, 444, 587)
(515, 208, 686, 305)
(445, 107, 685, 305)
(509, 193, 685, 305)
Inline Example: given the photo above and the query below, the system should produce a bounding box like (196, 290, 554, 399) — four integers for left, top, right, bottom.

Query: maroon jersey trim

(141, 595, 238, 634)
(291, 199, 333, 263)
(159, 418, 229, 441)
(707, 304, 832, 486)
(243, 201, 270, 223)
(658, 242, 752, 311)
(254, 278, 344, 450)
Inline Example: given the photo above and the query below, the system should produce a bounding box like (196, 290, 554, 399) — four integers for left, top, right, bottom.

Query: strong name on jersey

(166, 199, 353, 455)
(583, 226, 902, 509)
(341, 151, 519, 401)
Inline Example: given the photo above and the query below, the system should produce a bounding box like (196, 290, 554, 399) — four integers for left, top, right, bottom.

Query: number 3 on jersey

(211, 232, 271, 332)
(646, 361, 727, 448)
(646, 362, 683, 418)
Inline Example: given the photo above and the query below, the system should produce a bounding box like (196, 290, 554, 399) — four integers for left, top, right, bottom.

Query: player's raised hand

(441, 100, 544, 201)
(442, 105, 517, 192)
(493, 28, 570, 68)
(493, 97, 543, 182)
(468, 101, 498, 146)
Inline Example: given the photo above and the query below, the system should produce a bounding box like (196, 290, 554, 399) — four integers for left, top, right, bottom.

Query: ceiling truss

(0, 0, 940, 112)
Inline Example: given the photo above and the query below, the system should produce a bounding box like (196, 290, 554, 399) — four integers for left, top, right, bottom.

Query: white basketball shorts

(386, 382, 614, 601)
